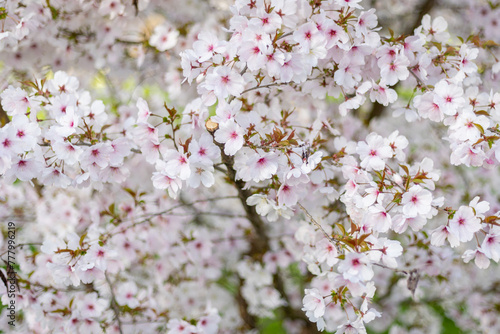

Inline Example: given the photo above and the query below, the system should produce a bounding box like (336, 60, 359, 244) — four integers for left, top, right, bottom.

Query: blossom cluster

(1, 0, 500, 333)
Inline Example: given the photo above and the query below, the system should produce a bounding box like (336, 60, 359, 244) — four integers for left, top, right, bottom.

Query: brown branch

(236, 281, 258, 329)
(406, 0, 436, 35)
(105, 273, 124, 334)
(273, 270, 320, 334)
(206, 121, 318, 332)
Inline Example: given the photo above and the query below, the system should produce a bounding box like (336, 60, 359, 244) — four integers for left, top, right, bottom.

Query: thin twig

(103, 196, 239, 238)
(105, 273, 124, 334)
(297, 203, 343, 253)
(372, 262, 408, 275)
(240, 82, 284, 96)
(409, 70, 431, 91)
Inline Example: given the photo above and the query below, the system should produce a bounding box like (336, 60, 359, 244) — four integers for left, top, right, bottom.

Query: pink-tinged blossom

(204, 66, 245, 99)
(188, 134, 220, 164)
(4, 157, 44, 183)
(263, 48, 286, 77)
(180, 49, 203, 84)
(247, 194, 273, 216)
(314, 238, 339, 267)
(266, 203, 293, 222)
(115, 282, 139, 308)
(85, 245, 116, 271)
(149, 24, 179, 51)
(188, 238, 213, 260)
(458, 44, 479, 74)
(81, 143, 113, 170)
(238, 37, 267, 72)
(9, 114, 41, 152)
(463, 248, 490, 269)
(212, 99, 241, 124)
(481, 229, 500, 262)
(336, 0, 363, 9)
(319, 16, 349, 49)
(300, 151, 323, 174)
(469, 196, 490, 219)
(449, 108, 490, 143)
(40, 167, 71, 188)
(369, 81, 398, 106)
(302, 288, 326, 319)
(387, 130, 408, 161)
(152, 160, 182, 198)
(0, 86, 35, 116)
(240, 151, 279, 182)
(293, 22, 322, 52)
(249, 9, 282, 33)
(368, 237, 403, 268)
(0, 124, 20, 156)
(188, 162, 215, 188)
(401, 185, 433, 218)
(196, 308, 221, 334)
(49, 93, 78, 122)
(409, 157, 440, 191)
(380, 55, 410, 86)
(376, 45, 399, 65)
(339, 93, 366, 116)
(336, 317, 367, 334)
(13, 14, 36, 40)
(357, 9, 378, 36)
(356, 133, 392, 171)
(167, 319, 198, 334)
(335, 57, 363, 89)
(413, 92, 444, 122)
(136, 97, 151, 124)
(448, 206, 482, 243)
(419, 14, 450, 42)
(338, 252, 374, 283)
(100, 165, 130, 183)
(358, 186, 384, 208)
(98, 0, 125, 19)
(162, 149, 191, 180)
(109, 138, 132, 165)
(364, 204, 392, 233)
(85, 100, 108, 130)
(392, 214, 427, 234)
(280, 53, 308, 83)
(193, 31, 226, 63)
(45, 262, 81, 287)
(48, 71, 80, 94)
(140, 140, 161, 164)
(214, 120, 244, 155)
(450, 142, 486, 167)
(433, 80, 465, 116)
(277, 182, 301, 207)
(76, 292, 107, 318)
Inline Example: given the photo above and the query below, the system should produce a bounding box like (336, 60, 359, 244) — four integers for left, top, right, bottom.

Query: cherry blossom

(401, 185, 433, 218)
(448, 206, 482, 243)
(356, 133, 392, 171)
(214, 120, 244, 155)
(2, 1, 500, 333)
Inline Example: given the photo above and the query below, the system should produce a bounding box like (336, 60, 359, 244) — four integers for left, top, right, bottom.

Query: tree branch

(105, 273, 124, 334)
(206, 122, 319, 332)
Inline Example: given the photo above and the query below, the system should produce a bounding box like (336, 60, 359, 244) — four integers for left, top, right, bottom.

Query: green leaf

(0, 7, 7, 20)
(399, 164, 409, 175)
(474, 123, 485, 134)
